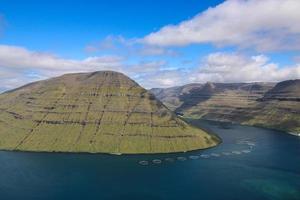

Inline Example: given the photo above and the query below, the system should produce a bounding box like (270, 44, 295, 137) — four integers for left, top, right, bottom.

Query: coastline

(0, 142, 220, 156)
(184, 117, 300, 137)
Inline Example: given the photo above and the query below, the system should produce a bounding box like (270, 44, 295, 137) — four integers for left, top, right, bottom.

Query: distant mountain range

(0, 71, 219, 154)
(150, 80, 300, 136)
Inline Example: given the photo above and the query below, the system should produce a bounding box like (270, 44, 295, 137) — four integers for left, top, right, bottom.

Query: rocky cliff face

(150, 80, 300, 135)
(0, 71, 219, 154)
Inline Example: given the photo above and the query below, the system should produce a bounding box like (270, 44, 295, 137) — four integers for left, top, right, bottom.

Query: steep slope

(150, 83, 203, 111)
(175, 82, 275, 120)
(151, 81, 300, 135)
(151, 82, 275, 118)
(245, 80, 300, 134)
(260, 80, 300, 101)
(0, 71, 219, 154)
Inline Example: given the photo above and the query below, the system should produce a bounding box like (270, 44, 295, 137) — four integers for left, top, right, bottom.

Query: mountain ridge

(0, 71, 220, 154)
(150, 80, 300, 135)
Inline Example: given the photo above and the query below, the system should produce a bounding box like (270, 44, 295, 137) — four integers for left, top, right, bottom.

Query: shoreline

(0, 134, 220, 156)
(184, 117, 300, 137)
(0, 142, 220, 156)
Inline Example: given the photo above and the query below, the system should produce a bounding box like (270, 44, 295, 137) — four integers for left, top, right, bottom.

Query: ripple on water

(247, 142, 256, 146)
(242, 150, 251, 153)
(222, 152, 231, 156)
(232, 151, 241, 155)
(236, 140, 250, 144)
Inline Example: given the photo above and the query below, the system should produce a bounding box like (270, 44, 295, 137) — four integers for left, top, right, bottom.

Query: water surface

(0, 120, 299, 200)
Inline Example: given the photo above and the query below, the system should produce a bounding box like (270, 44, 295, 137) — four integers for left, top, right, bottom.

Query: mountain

(150, 83, 203, 111)
(150, 82, 275, 113)
(0, 71, 219, 154)
(150, 80, 300, 135)
(260, 79, 300, 101)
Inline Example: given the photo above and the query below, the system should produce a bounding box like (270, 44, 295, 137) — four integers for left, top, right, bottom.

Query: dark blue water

(0, 120, 299, 200)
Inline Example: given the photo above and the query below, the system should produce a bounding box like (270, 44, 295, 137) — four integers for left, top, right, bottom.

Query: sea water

(0, 120, 299, 200)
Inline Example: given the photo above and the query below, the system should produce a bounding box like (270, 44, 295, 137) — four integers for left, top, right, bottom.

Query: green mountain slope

(246, 80, 300, 134)
(0, 71, 219, 154)
(150, 81, 300, 135)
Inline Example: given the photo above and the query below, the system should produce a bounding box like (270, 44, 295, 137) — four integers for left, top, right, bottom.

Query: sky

(0, 0, 300, 91)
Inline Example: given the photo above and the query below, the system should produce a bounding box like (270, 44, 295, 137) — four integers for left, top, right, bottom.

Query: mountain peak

(0, 71, 219, 154)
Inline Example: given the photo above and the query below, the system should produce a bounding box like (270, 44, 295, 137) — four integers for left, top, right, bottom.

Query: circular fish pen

(165, 158, 175, 162)
(139, 160, 149, 166)
(177, 157, 187, 161)
(200, 154, 210, 158)
(189, 155, 199, 160)
(136, 139, 256, 166)
(152, 159, 162, 164)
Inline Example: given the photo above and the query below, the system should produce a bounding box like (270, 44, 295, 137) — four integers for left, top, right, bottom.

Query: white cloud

(190, 52, 300, 83)
(125, 60, 183, 88)
(85, 35, 134, 53)
(86, 35, 178, 56)
(127, 60, 167, 74)
(131, 52, 300, 88)
(139, 46, 178, 56)
(143, 0, 300, 51)
(0, 44, 299, 91)
(0, 45, 123, 71)
(135, 69, 187, 89)
(0, 44, 175, 90)
(0, 45, 123, 90)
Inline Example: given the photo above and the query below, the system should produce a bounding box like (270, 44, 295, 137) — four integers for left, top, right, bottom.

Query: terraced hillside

(151, 81, 300, 135)
(151, 82, 275, 115)
(246, 80, 300, 134)
(0, 71, 219, 154)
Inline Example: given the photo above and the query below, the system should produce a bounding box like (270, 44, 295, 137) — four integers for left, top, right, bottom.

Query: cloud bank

(1, 0, 300, 91)
(0, 45, 123, 90)
(142, 53, 300, 88)
(191, 53, 300, 83)
(143, 0, 300, 51)
(0, 44, 299, 91)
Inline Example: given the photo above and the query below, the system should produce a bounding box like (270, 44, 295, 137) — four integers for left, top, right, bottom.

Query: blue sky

(0, 0, 299, 90)
(1, 0, 223, 57)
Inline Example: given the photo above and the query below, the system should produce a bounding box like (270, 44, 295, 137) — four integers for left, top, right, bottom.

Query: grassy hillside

(151, 81, 300, 135)
(0, 71, 220, 154)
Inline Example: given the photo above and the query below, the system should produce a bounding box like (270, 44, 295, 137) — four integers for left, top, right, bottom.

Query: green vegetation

(151, 81, 300, 135)
(0, 71, 220, 154)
